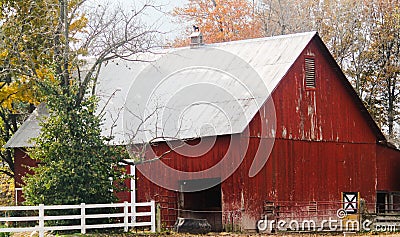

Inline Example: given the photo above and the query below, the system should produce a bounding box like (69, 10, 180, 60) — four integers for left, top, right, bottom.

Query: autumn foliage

(173, 0, 400, 145)
(173, 0, 263, 45)
(0, 0, 90, 180)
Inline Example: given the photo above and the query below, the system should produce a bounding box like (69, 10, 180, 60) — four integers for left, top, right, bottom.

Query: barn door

(178, 178, 222, 231)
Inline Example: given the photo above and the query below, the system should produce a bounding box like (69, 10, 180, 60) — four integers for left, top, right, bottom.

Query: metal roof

(5, 31, 317, 147)
(5, 103, 49, 148)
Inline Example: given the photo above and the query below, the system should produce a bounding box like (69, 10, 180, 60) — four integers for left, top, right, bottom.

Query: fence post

(156, 203, 161, 232)
(38, 204, 44, 237)
(124, 201, 129, 232)
(81, 203, 86, 234)
(131, 202, 136, 224)
(14, 188, 22, 205)
(130, 165, 136, 225)
(150, 200, 156, 232)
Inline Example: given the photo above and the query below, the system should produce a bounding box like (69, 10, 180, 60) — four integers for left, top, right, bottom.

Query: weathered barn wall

(10, 34, 400, 232)
(220, 36, 380, 230)
(135, 135, 239, 230)
(376, 145, 400, 191)
(115, 165, 132, 203)
(134, 36, 383, 231)
(134, 139, 378, 231)
(267, 37, 379, 143)
(227, 139, 377, 230)
(14, 148, 37, 203)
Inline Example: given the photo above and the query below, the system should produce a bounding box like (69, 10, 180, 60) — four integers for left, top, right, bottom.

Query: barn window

(305, 57, 316, 89)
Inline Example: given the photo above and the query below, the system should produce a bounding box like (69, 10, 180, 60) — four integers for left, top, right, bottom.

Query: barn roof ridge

(206, 31, 318, 47)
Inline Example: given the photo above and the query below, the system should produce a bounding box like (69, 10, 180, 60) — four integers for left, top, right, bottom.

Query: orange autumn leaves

(173, 0, 263, 46)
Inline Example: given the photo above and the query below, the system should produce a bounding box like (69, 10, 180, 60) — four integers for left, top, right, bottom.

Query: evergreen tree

(23, 82, 127, 205)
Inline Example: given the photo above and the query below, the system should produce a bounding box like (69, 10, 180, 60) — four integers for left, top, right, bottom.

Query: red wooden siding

(14, 148, 36, 188)
(268, 38, 378, 143)
(376, 145, 400, 191)
(134, 37, 387, 231)
(11, 35, 400, 232)
(115, 165, 132, 203)
(14, 148, 37, 203)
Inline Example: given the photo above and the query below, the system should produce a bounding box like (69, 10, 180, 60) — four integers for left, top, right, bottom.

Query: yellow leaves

(70, 14, 88, 34)
(22, 35, 29, 43)
(0, 173, 14, 206)
(0, 79, 37, 111)
(0, 50, 8, 58)
(0, 66, 51, 111)
(0, 82, 20, 110)
(36, 67, 55, 82)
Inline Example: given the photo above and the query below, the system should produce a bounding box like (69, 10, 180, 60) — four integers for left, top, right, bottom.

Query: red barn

(6, 32, 400, 232)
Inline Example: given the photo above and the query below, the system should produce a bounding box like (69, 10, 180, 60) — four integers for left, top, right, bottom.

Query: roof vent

(305, 57, 316, 88)
(190, 25, 204, 48)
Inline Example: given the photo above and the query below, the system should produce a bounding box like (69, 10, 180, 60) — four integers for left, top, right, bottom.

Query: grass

(0, 223, 11, 237)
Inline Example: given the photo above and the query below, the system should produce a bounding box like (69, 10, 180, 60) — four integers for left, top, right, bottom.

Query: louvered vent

(307, 201, 318, 213)
(305, 58, 316, 88)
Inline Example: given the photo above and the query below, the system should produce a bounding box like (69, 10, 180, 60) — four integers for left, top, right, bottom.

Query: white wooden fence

(0, 201, 155, 237)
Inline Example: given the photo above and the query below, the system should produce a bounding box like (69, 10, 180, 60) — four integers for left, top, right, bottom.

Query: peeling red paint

(11, 36, 400, 231)
(133, 37, 399, 231)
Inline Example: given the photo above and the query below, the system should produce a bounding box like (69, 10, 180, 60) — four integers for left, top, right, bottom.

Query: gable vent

(305, 58, 316, 88)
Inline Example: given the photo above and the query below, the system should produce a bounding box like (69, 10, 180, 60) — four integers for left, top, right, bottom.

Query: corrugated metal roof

(5, 31, 317, 147)
(5, 103, 49, 148)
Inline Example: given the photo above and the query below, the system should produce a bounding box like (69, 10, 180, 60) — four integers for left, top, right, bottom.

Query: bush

(23, 86, 128, 210)
(0, 174, 14, 206)
(0, 224, 10, 237)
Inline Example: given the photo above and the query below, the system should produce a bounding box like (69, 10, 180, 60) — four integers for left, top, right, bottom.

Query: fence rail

(0, 201, 155, 237)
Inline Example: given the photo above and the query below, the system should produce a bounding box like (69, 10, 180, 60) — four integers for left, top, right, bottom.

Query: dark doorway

(376, 192, 400, 213)
(377, 192, 387, 213)
(178, 178, 222, 231)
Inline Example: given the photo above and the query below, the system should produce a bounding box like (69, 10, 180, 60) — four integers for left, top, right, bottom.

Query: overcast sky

(93, 0, 189, 42)
(146, 0, 189, 41)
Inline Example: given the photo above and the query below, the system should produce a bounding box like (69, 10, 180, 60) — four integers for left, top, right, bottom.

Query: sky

(147, 0, 189, 40)
(94, 0, 189, 43)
